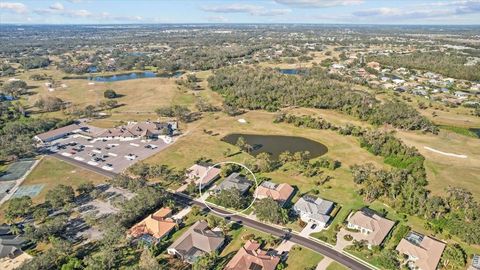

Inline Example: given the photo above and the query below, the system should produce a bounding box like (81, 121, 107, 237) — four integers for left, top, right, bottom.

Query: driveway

(335, 228, 354, 250)
(300, 221, 324, 237)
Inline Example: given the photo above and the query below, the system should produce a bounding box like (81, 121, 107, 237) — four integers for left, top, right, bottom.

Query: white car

(124, 154, 137, 160)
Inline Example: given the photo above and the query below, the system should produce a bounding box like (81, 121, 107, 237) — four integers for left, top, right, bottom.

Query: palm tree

(9, 225, 20, 235)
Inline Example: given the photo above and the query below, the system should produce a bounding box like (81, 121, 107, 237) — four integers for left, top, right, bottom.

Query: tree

(235, 136, 246, 150)
(1, 80, 27, 97)
(441, 244, 466, 270)
(212, 188, 248, 210)
(83, 105, 97, 118)
(46, 185, 75, 209)
(60, 257, 83, 270)
(255, 198, 288, 224)
(103, 89, 117, 99)
(206, 214, 224, 229)
(76, 181, 95, 196)
(4, 196, 33, 223)
(192, 252, 218, 270)
(138, 248, 161, 270)
(255, 152, 275, 172)
(34, 96, 64, 112)
(155, 105, 192, 122)
(377, 249, 400, 270)
(33, 207, 49, 224)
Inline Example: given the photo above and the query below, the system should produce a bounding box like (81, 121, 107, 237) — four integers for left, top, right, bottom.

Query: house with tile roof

(224, 240, 280, 270)
(293, 195, 334, 227)
(346, 209, 395, 248)
(255, 181, 294, 207)
(167, 220, 225, 264)
(185, 163, 221, 188)
(396, 231, 446, 270)
(128, 208, 177, 244)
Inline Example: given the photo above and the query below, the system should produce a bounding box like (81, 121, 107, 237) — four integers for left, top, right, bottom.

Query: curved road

(51, 153, 372, 270)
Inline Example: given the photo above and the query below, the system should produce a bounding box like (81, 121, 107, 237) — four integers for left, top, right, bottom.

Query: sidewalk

(316, 257, 334, 270)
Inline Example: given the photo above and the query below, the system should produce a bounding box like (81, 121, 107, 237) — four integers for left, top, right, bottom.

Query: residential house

(471, 254, 480, 270)
(128, 208, 177, 244)
(293, 195, 334, 227)
(331, 63, 345, 69)
(366, 61, 381, 71)
(392, 78, 405, 85)
(167, 221, 225, 264)
(214, 172, 252, 195)
(396, 231, 446, 270)
(185, 163, 221, 187)
(224, 240, 280, 270)
(346, 209, 395, 248)
(0, 225, 26, 259)
(454, 91, 471, 100)
(255, 181, 294, 207)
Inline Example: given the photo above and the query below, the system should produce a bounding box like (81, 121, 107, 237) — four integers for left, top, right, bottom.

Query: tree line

(275, 113, 480, 245)
(208, 66, 438, 133)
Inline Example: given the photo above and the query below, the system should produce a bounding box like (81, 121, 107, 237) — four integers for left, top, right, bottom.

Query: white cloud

(49, 2, 64, 11)
(0, 2, 28, 14)
(274, 0, 363, 8)
(201, 3, 291, 16)
(352, 0, 480, 20)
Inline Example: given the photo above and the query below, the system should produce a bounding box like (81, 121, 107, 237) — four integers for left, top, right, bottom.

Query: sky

(1, 0, 480, 25)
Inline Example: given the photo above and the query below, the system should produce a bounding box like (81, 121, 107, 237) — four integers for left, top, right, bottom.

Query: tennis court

(0, 182, 16, 201)
(11, 184, 45, 199)
(0, 159, 36, 181)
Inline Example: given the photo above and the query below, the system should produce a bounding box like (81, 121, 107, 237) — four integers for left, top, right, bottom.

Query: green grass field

(285, 245, 324, 270)
(20, 156, 107, 203)
(326, 261, 349, 270)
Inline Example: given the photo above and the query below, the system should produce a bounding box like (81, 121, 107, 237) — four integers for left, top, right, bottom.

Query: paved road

(172, 193, 371, 270)
(50, 153, 372, 270)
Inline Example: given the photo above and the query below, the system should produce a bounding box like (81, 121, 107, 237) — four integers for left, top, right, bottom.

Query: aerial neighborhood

(0, 3, 479, 270)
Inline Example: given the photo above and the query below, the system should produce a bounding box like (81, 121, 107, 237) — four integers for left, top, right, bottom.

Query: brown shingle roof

(169, 221, 224, 258)
(396, 232, 446, 270)
(348, 210, 395, 246)
(224, 240, 280, 270)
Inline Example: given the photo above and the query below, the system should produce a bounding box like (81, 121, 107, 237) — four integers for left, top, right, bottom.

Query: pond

(279, 69, 308, 75)
(222, 133, 328, 159)
(87, 71, 183, 82)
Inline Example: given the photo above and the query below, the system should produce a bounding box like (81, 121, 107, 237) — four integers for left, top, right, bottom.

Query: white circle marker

(198, 161, 258, 217)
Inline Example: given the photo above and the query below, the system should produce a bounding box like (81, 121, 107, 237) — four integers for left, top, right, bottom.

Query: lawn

(220, 225, 273, 257)
(397, 129, 480, 200)
(326, 261, 349, 270)
(285, 245, 324, 270)
(19, 156, 107, 203)
(440, 125, 479, 138)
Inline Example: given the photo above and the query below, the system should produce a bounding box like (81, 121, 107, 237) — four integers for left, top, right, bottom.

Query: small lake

(87, 71, 183, 82)
(279, 69, 308, 75)
(222, 133, 328, 159)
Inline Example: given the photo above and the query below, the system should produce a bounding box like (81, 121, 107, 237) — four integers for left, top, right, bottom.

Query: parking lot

(49, 134, 170, 173)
